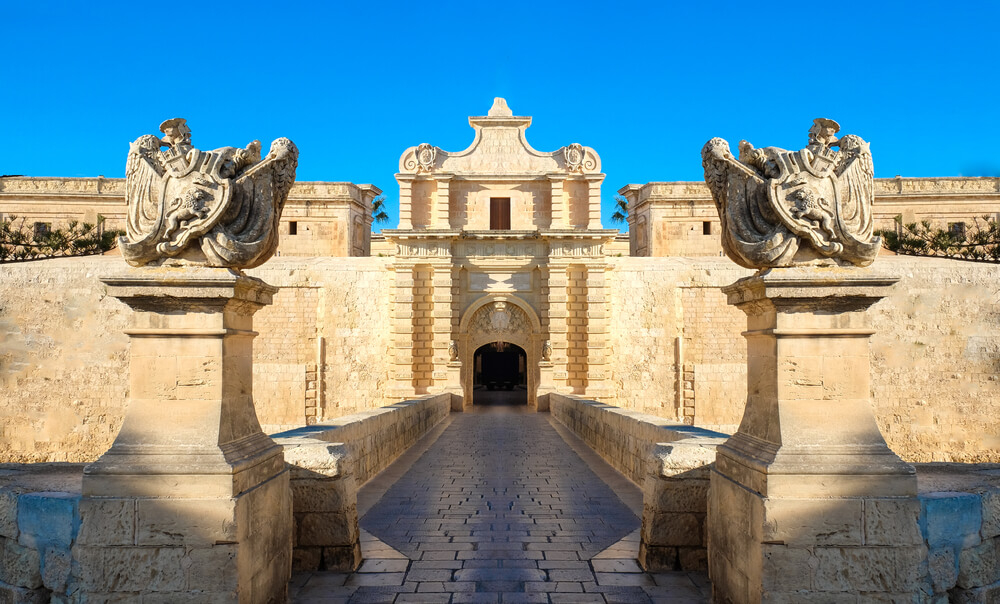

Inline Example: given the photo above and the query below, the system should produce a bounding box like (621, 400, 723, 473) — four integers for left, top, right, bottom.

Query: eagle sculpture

(701, 119, 879, 269)
(120, 118, 298, 268)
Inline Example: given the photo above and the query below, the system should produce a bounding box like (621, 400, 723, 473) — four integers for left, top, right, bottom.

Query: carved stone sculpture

(120, 118, 298, 268)
(448, 340, 458, 362)
(541, 340, 552, 362)
(701, 118, 879, 268)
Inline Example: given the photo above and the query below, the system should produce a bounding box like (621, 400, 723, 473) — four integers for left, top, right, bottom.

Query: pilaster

(397, 175, 414, 230)
(548, 176, 568, 229)
(586, 175, 604, 230)
(546, 263, 570, 392)
(433, 175, 452, 229)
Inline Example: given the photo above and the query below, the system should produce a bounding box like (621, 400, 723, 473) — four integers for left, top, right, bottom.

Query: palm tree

(371, 195, 389, 225)
(610, 194, 628, 227)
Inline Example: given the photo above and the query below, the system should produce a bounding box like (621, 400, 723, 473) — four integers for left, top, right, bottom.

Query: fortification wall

(3, 254, 999, 463)
(0, 256, 393, 463)
(605, 255, 1000, 463)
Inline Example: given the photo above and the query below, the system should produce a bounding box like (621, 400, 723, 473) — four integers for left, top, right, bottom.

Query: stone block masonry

(550, 393, 728, 572)
(274, 393, 451, 571)
(3, 254, 1000, 464)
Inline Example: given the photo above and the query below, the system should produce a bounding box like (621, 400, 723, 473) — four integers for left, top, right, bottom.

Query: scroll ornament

(701, 119, 879, 268)
(120, 118, 298, 268)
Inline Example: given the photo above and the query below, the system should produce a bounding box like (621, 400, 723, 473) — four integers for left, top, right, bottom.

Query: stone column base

(76, 267, 292, 603)
(708, 267, 925, 602)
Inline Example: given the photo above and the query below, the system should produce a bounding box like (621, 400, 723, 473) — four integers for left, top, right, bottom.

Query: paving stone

(291, 406, 711, 602)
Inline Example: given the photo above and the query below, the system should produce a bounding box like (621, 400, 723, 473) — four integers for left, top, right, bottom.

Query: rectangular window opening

(703, 221, 712, 235)
(289, 221, 298, 235)
(490, 198, 511, 230)
(948, 222, 966, 239)
(33, 222, 51, 239)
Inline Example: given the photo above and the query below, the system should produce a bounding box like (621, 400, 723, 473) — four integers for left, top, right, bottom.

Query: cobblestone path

(290, 405, 709, 603)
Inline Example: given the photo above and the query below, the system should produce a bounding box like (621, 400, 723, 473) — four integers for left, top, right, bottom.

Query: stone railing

(549, 393, 728, 571)
(272, 393, 451, 571)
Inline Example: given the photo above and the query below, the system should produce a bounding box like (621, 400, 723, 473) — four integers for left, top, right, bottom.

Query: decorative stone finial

(119, 119, 298, 268)
(488, 98, 513, 117)
(701, 120, 879, 269)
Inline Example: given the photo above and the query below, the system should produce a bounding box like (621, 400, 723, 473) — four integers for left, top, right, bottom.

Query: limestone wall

(549, 394, 727, 571)
(606, 256, 1000, 463)
(0, 256, 394, 463)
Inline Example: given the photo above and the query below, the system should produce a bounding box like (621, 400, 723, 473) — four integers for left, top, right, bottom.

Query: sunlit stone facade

(384, 98, 618, 407)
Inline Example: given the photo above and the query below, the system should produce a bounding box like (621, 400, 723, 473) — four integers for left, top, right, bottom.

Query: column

(706, 267, 923, 602)
(78, 267, 292, 603)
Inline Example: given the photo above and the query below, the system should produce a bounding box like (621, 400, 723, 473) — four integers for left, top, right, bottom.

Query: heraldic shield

(120, 121, 298, 269)
(702, 122, 880, 269)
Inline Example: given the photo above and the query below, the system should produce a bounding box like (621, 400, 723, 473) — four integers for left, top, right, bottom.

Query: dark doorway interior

(473, 342, 527, 405)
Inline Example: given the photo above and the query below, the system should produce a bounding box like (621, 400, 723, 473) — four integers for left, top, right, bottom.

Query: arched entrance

(459, 295, 542, 408)
(473, 342, 527, 405)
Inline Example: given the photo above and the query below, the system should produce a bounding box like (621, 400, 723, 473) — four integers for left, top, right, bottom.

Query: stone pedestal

(708, 267, 924, 603)
(446, 361, 464, 411)
(76, 268, 292, 603)
(536, 361, 555, 411)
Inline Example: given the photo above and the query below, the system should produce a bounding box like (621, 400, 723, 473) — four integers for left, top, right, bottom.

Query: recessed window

(703, 221, 712, 235)
(490, 198, 511, 230)
(33, 222, 51, 238)
(948, 222, 966, 238)
(289, 221, 298, 235)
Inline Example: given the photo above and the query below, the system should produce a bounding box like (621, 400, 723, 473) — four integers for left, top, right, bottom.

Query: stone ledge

(549, 393, 728, 572)
(272, 393, 451, 571)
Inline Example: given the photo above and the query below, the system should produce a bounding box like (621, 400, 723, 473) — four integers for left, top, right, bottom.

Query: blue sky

(3, 1, 998, 230)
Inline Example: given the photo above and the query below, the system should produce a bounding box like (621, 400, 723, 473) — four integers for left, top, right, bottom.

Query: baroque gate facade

(384, 98, 617, 408)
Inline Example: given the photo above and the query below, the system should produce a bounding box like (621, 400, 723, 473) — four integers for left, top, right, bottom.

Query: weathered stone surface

(134, 499, 237, 546)
(921, 492, 982, 549)
(16, 492, 77, 551)
(0, 579, 49, 604)
(0, 537, 41, 589)
(183, 545, 238, 592)
(75, 499, 133, 546)
(41, 548, 70, 593)
(812, 546, 926, 593)
(763, 499, 863, 547)
(702, 119, 879, 268)
(77, 546, 186, 592)
(865, 498, 923, 546)
(296, 511, 356, 548)
(120, 119, 298, 268)
(982, 490, 1000, 539)
(957, 536, 1000, 589)
(926, 545, 958, 592)
(0, 492, 17, 541)
(950, 578, 1000, 604)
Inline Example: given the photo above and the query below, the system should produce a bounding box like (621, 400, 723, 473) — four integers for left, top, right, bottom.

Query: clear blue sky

(3, 1, 998, 230)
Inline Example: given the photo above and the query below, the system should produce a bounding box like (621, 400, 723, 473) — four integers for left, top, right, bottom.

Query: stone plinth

(77, 268, 292, 603)
(708, 267, 924, 603)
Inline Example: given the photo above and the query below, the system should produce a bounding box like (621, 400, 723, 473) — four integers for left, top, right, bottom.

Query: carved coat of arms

(701, 118, 880, 268)
(120, 118, 298, 268)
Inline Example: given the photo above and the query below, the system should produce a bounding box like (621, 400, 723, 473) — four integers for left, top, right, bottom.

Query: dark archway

(473, 342, 527, 405)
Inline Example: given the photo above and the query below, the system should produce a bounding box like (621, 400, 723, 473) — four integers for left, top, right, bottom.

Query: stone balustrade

(549, 393, 728, 571)
(273, 393, 451, 571)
